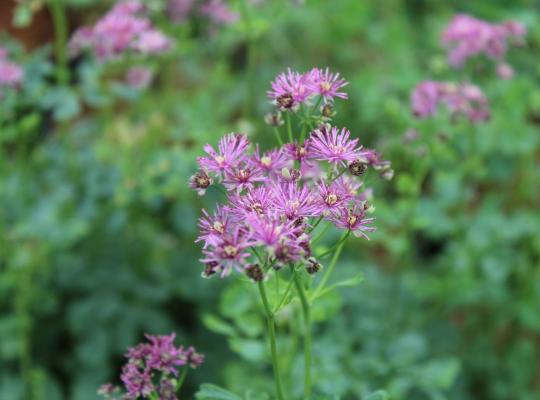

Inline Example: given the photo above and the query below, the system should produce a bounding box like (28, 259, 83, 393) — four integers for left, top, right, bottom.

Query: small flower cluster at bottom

(0, 47, 23, 97)
(98, 333, 204, 400)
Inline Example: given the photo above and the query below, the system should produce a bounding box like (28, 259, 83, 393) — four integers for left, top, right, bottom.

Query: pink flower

(197, 133, 250, 178)
(268, 68, 317, 109)
(125, 66, 153, 88)
(167, 0, 195, 23)
(411, 81, 490, 123)
(199, 0, 239, 25)
(0, 48, 23, 89)
(133, 30, 172, 54)
(307, 126, 361, 166)
(201, 227, 254, 277)
(329, 202, 375, 238)
(441, 14, 526, 75)
(311, 67, 348, 101)
(271, 182, 318, 220)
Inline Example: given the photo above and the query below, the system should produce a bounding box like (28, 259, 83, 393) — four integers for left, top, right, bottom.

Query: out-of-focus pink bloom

(0, 47, 23, 94)
(496, 63, 514, 79)
(199, 0, 239, 25)
(411, 81, 490, 123)
(167, 0, 196, 23)
(126, 66, 153, 88)
(69, 0, 172, 61)
(441, 14, 526, 75)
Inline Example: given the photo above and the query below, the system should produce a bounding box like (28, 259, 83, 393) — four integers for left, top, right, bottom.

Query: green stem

(239, 0, 256, 118)
(315, 230, 350, 259)
(258, 282, 285, 400)
(176, 365, 189, 394)
(273, 277, 295, 313)
(291, 266, 312, 400)
(313, 230, 348, 298)
(286, 112, 293, 143)
(311, 221, 332, 245)
(308, 216, 324, 234)
(273, 127, 284, 146)
(49, 0, 69, 86)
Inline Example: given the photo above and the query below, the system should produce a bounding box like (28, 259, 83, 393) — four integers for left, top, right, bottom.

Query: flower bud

(348, 159, 367, 176)
(276, 93, 294, 110)
(306, 257, 322, 274)
(321, 103, 334, 119)
(264, 111, 284, 127)
(189, 170, 212, 195)
(245, 264, 264, 282)
(380, 167, 394, 181)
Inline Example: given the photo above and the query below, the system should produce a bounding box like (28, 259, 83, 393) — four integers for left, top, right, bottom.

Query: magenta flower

(315, 179, 353, 215)
(308, 126, 361, 166)
(199, 0, 239, 25)
(311, 67, 348, 101)
(271, 182, 318, 220)
(246, 214, 299, 249)
(201, 227, 254, 277)
(411, 81, 490, 123)
(125, 66, 153, 89)
(69, 0, 172, 61)
(227, 186, 275, 219)
(197, 206, 230, 247)
(197, 133, 250, 177)
(268, 68, 316, 109)
(107, 333, 204, 399)
(167, 0, 195, 24)
(249, 146, 291, 176)
(441, 14, 526, 75)
(0, 48, 23, 89)
(329, 202, 375, 238)
(223, 165, 266, 192)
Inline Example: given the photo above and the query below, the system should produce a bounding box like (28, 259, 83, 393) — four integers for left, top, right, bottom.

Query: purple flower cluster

(268, 67, 348, 110)
(442, 14, 526, 78)
(99, 333, 204, 400)
(191, 123, 390, 278)
(0, 47, 23, 94)
(411, 81, 490, 123)
(69, 0, 172, 61)
(167, 0, 239, 25)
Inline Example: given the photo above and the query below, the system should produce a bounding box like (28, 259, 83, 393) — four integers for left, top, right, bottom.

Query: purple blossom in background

(441, 14, 526, 77)
(126, 66, 153, 89)
(100, 333, 204, 399)
(167, 0, 196, 23)
(411, 81, 490, 123)
(0, 47, 23, 90)
(69, 0, 172, 61)
(199, 0, 239, 25)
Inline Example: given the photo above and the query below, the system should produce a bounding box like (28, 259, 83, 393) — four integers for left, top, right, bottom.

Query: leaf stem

(176, 365, 189, 394)
(313, 230, 349, 299)
(258, 281, 285, 400)
(291, 265, 312, 400)
(49, 0, 69, 86)
(315, 230, 350, 259)
(273, 127, 284, 146)
(286, 112, 293, 143)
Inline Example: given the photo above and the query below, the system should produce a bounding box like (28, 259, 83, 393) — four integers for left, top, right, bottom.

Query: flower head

(268, 68, 316, 109)
(311, 67, 348, 101)
(329, 202, 375, 238)
(197, 133, 250, 177)
(201, 227, 254, 277)
(308, 126, 361, 165)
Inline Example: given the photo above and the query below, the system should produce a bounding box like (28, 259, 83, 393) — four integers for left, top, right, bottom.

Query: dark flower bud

(245, 264, 264, 282)
(190, 170, 213, 195)
(380, 167, 394, 181)
(348, 159, 367, 176)
(321, 103, 334, 118)
(203, 262, 219, 278)
(264, 111, 284, 127)
(276, 93, 295, 110)
(306, 257, 322, 274)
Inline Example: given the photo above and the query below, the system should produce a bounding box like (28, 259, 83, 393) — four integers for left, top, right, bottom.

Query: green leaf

(195, 384, 242, 400)
(363, 390, 389, 400)
(201, 313, 236, 336)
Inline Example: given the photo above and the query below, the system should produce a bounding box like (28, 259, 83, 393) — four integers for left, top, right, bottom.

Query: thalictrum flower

(308, 126, 361, 166)
(271, 182, 318, 220)
(329, 202, 375, 238)
(201, 227, 254, 277)
(311, 67, 348, 101)
(197, 133, 250, 177)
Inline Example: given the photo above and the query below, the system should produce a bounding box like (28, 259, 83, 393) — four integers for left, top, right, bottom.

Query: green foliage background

(1, 0, 539, 399)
